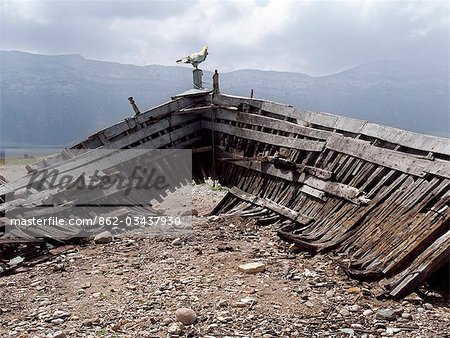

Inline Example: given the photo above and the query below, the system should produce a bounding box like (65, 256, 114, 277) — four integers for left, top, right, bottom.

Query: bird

(176, 46, 208, 69)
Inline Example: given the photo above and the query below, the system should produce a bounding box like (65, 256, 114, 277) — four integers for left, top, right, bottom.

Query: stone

(93, 231, 112, 244)
(401, 313, 412, 319)
(423, 303, 433, 310)
(168, 322, 185, 335)
(325, 289, 335, 298)
(235, 297, 257, 307)
(172, 238, 182, 246)
(348, 305, 360, 312)
(339, 308, 350, 316)
(403, 292, 422, 302)
(386, 327, 402, 334)
(347, 287, 361, 294)
(363, 309, 374, 316)
(238, 262, 266, 274)
(175, 308, 197, 325)
(52, 331, 66, 338)
(376, 309, 396, 321)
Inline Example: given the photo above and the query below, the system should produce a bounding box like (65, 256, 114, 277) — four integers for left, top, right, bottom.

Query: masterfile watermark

(26, 166, 170, 196)
(4, 149, 193, 239)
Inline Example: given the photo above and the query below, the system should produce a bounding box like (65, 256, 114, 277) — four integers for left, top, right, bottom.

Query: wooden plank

(212, 109, 333, 140)
(387, 228, 450, 298)
(228, 186, 314, 225)
(360, 122, 450, 156)
(201, 121, 325, 152)
(326, 134, 431, 177)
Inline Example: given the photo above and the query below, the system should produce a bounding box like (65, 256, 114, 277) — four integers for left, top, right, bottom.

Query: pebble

(325, 289, 334, 298)
(423, 303, 433, 310)
(348, 304, 360, 312)
(403, 292, 422, 302)
(172, 238, 182, 246)
(52, 331, 66, 338)
(401, 313, 412, 319)
(167, 322, 184, 335)
(376, 309, 396, 321)
(363, 309, 374, 316)
(347, 287, 361, 294)
(339, 308, 350, 316)
(175, 308, 197, 325)
(93, 231, 112, 244)
(238, 262, 266, 274)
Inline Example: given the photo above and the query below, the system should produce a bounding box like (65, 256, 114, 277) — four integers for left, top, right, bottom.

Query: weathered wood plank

(212, 109, 333, 140)
(387, 228, 450, 298)
(326, 134, 430, 177)
(201, 121, 325, 152)
(228, 186, 314, 225)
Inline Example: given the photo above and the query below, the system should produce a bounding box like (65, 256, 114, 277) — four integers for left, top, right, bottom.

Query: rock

(172, 238, 182, 246)
(303, 268, 316, 277)
(52, 331, 66, 338)
(386, 327, 402, 334)
(340, 308, 350, 316)
(401, 313, 412, 319)
(347, 287, 361, 294)
(175, 308, 197, 325)
(348, 305, 360, 312)
(53, 310, 71, 319)
(363, 309, 374, 316)
(241, 297, 257, 305)
(168, 322, 184, 335)
(403, 292, 422, 302)
(304, 301, 314, 308)
(325, 289, 335, 298)
(338, 328, 355, 335)
(238, 262, 266, 274)
(423, 303, 433, 310)
(376, 309, 396, 321)
(217, 315, 232, 323)
(93, 231, 112, 244)
(192, 209, 199, 216)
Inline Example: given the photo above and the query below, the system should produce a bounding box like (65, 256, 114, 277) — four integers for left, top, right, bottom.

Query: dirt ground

(0, 184, 449, 338)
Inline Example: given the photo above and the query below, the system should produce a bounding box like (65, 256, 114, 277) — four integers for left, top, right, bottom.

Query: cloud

(0, 0, 448, 75)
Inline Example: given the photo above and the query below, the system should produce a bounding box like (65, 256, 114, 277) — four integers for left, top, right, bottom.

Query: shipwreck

(0, 66, 449, 300)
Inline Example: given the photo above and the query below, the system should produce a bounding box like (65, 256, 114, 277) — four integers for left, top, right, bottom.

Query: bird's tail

(176, 58, 188, 64)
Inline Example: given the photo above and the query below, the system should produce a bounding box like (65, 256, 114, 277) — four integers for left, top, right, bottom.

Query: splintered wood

(1, 88, 448, 299)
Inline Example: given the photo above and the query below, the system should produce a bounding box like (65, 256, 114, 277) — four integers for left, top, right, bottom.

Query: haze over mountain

(1, 51, 448, 147)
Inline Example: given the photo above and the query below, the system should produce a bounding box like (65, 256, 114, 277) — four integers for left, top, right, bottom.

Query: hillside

(1, 51, 448, 147)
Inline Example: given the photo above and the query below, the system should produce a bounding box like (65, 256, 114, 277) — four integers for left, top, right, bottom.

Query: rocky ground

(0, 184, 449, 338)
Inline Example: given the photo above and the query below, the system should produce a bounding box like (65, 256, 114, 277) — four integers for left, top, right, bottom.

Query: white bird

(176, 46, 208, 69)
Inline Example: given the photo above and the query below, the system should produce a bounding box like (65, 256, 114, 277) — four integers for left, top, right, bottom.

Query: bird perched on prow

(176, 46, 208, 69)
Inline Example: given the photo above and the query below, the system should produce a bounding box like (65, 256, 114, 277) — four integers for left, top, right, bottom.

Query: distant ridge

(1, 50, 448, 147)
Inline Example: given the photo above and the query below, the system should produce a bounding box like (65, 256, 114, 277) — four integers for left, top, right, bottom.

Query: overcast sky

(1, 0, 448, 75)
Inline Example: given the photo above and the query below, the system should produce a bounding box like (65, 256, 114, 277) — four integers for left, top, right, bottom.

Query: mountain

(1, 51, 448, 147)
